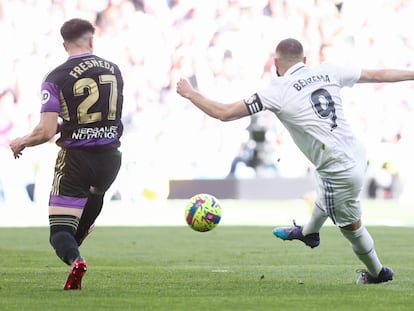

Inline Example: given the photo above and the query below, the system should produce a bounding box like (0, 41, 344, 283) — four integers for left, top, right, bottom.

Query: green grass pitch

(0, 224, 413, 311)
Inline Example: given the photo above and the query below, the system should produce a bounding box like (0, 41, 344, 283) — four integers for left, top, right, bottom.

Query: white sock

(340, 226, 383, 276)
(302, 205, 328, 236)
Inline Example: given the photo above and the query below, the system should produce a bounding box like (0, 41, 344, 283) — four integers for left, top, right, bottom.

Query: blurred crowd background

(1, 0, 414, 206)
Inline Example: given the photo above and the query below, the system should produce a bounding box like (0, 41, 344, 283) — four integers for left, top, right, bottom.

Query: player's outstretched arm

(359, 69, 414, 83)
(176, 78, 250, 122)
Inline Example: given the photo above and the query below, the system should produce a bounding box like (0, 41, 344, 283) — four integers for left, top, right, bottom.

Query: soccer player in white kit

(177, 38, 414, 284)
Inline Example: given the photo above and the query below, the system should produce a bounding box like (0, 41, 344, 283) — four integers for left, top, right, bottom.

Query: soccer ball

(185, 193, 222, 232)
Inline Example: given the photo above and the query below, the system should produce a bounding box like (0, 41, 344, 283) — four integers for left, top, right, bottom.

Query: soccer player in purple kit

(177, 38, 414, 284)
(10, 18, 124, 290)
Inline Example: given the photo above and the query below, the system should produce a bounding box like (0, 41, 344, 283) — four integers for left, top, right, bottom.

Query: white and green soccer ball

(185, 193, 222, 232)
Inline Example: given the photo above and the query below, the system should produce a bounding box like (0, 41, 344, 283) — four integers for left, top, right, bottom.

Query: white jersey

(245, 62, 362, 174)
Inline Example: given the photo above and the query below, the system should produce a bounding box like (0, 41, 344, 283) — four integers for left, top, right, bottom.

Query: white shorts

(314, 150, 367, 227)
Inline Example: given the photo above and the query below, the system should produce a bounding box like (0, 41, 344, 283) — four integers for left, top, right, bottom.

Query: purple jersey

(41, 53, 124, 149)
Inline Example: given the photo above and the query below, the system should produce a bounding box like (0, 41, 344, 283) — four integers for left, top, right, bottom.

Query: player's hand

(176, 78, 194, 99)
(9, 137, 25, 159)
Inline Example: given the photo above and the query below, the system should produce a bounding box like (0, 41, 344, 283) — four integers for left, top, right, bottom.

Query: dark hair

(60, 18, 95, 42)
(275, 38, 304, 61)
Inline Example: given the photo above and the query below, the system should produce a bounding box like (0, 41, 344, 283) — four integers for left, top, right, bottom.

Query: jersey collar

(68, 52, 92, 60)
(285, 62, 306, 76)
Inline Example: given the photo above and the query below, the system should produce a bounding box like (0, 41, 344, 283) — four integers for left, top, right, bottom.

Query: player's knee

(339, 219, 362, 231)
(89, 186, 105, 195)
(49, 215, 79, 236)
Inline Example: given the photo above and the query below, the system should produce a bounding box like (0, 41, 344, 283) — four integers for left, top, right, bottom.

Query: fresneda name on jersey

(293, 74, 330, 91)
(69, 58, 115, 79)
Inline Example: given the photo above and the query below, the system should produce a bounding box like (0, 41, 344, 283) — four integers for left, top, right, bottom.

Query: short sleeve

(324, 62, 361, 88)
(40, 81, 61, 113)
